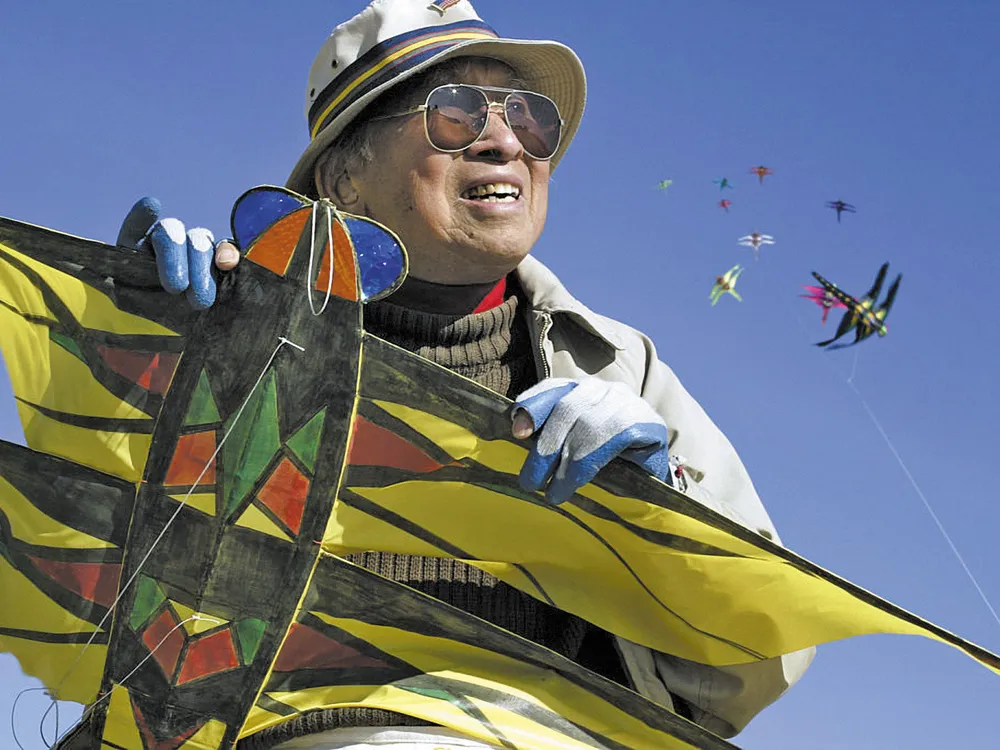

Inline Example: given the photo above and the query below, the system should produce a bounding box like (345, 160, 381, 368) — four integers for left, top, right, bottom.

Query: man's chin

(446, 243, 532, 283)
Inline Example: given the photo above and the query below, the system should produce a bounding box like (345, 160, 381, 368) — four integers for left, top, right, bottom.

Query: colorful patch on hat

(429, 0, 462, 13)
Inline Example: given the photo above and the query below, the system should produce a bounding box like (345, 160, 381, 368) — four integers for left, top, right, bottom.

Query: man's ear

(331, 171, 362, 209)
(314, 156, 362, 210)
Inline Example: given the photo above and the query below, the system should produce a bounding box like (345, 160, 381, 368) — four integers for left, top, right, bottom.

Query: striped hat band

(308, 19, 499, 142)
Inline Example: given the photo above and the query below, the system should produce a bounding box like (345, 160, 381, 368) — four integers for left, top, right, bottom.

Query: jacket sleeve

(615, 326, 816, 737)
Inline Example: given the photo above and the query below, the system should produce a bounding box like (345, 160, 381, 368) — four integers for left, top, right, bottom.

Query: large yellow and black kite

(0, 187, 997, 750)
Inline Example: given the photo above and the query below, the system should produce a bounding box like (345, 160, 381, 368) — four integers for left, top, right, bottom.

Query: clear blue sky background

(1, 2, 998, 748)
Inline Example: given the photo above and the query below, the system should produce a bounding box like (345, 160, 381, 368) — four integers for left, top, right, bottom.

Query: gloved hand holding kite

(117, 197, 240, 310)
(512, 377, 671, 505)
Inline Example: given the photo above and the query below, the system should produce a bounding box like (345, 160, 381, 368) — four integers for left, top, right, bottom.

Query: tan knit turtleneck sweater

(241, 282, 626, 749)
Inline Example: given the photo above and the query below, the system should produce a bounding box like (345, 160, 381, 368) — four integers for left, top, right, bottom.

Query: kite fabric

(0, 187, 997, 750)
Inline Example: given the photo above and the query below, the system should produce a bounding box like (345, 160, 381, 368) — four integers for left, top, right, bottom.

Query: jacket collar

(514, 255, 627, 351)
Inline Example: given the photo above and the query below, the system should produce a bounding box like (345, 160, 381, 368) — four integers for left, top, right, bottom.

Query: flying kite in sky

(738, 232, 775, 261)
(718, 199, 732, 213)
(749, 166, 774, 184)
(811, 262, 902, 348)
(713, 177, 733, 191)
(826, 200, 856, 223)
(656, 179, 673, 191)
(710, 264, 744, 305)
(799, 285, 848, 324)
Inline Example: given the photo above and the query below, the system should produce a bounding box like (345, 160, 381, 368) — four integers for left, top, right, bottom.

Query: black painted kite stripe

(0, 627, 109, 644)
(336, 487, 473, 559)
(0, 299, 53, 325)
(254, 694, 299, 718)
(3, 536, 123, 565)
(0, 297, 184, 352)
(16, 399, 156, 434)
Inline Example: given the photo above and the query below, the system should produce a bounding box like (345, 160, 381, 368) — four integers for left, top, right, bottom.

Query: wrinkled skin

(324, 59, 550, 286)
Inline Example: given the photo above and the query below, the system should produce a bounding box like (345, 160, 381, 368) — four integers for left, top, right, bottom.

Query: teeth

(463, 182, 521, 200)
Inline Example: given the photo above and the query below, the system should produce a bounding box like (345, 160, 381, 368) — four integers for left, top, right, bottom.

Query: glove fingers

(117, 197, 162, 249)
(619, 424, 671, 481)
(518, 441, 561, 495)
(533, 379, 606, 457)
(184, 228, 218, 310)
(512, 379, 577, 435)
(545, 424, 669, 504)
(148, 219, 190, 294)
(545, 428, 644, 503)
(527, 382, 607, 502)
(538, 379, 635, 459)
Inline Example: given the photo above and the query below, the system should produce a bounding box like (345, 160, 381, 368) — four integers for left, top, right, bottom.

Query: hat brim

(285, 37, 586, 195)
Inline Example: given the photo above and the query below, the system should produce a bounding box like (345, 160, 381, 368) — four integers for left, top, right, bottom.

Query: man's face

(349, 59, 551, 285)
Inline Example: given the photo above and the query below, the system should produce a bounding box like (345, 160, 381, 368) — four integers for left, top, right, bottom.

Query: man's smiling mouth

(461, 183, 521, 202)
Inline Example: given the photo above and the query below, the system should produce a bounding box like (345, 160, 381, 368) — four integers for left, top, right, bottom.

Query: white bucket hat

(285, 0, 587, 194)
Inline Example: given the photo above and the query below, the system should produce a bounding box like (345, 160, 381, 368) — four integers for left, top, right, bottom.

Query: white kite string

(307, 201, 335, 316)
(796, 313, 1000, 631)
(10, 336, 305, 750)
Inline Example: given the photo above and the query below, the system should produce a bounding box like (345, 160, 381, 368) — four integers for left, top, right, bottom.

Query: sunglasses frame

(370, 83, 564, 161)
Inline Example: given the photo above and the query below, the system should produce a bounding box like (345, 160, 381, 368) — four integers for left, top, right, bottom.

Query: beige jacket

(515, 255, 815, 739)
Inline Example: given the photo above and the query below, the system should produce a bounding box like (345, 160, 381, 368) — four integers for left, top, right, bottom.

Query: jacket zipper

(534, 312, 553, 379)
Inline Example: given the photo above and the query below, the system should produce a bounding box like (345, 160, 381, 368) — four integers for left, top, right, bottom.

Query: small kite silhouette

(710, 265, 744, 305)
(749, 165, 774, 184)
(826, 200, 856, 223)
(737, 232, 775, 261)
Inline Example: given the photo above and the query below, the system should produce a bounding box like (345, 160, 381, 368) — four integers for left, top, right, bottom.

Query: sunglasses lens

(423, 85, 562, 160)
(425, 85, 488, 151)
(505, 91, 561, 160)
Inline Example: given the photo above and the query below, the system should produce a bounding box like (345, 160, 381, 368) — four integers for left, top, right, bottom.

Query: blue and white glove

(511, 377, 671, 505)
(117, 197, 238, 310)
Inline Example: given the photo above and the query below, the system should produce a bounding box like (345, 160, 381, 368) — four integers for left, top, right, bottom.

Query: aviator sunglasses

(371, 84, 564, 161)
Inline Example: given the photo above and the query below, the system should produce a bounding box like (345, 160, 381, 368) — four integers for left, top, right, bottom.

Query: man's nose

(466, 105, 522, 161)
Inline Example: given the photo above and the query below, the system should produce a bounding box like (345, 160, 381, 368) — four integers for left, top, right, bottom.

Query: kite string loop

(306, 201, 335, 316)
(21, 336, 306, 750)
(795, 313, 1000, 632)
(10, 688, 55, 750)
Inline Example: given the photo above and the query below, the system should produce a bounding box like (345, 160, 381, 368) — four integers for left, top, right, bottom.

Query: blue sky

(2, 2, 999, 748)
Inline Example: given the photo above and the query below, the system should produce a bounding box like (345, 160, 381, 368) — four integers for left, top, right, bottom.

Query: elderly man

(118, 1, 813, 747)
